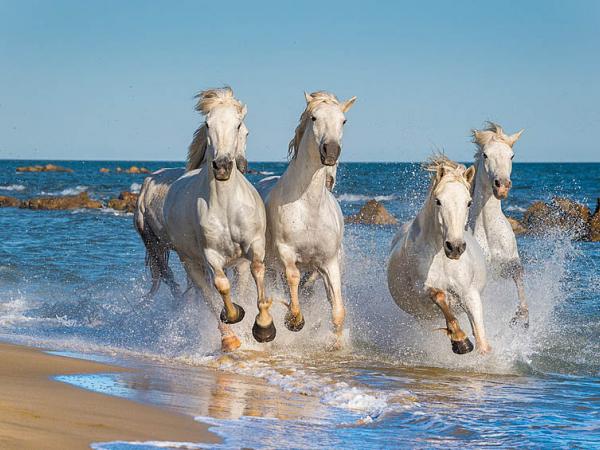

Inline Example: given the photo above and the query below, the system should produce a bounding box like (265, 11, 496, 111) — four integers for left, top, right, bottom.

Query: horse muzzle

(235, 156, 248, 174)
(444, 240, 466, 260)
(320, 142, 340, 167)
(212, 157, 234, 181)
(492, 178, 511, 200)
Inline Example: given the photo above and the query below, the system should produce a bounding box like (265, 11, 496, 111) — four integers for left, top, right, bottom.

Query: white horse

(135, 118, 249, 301)
(264, 91, 356, 349)
(387, 156, 491, 355)
(136, 88, 272, 352)
(468, 122, 528, 327)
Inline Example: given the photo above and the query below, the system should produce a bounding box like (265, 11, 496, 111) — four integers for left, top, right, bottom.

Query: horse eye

(467, 200, 472, 207)
(237, 123, 242, 130)
(436, 199, 442, 206)
(311, 116, 316, 122)
(205, 122, 209, 129)
(343, 119, 347, 125)
(511, 154, 515, 160)
(483, 153, 488, 159)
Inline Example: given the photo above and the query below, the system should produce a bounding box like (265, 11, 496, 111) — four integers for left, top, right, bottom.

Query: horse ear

(341, 96, 357, 113)
(240, 104, 248, 119)
(436, 165, 446, 182)
(304, 92, 313, 104)
(464, 165, 476, 185)
(506, 129, 524, 147)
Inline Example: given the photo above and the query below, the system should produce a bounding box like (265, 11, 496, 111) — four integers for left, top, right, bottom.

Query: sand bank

(0, 342, 218, 449)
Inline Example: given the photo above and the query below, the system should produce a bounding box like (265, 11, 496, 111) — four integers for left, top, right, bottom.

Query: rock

(123, 166, 151, 174)
(16, 164, 73, 173)
(99, 168, 110, 173)
(0, 195, 22, 208)
(522, 197, 591, 239)
(345, 200, 398, 225)
(590, 198, 600, 242)
(107, 191, 139, 212)
(506, 217, 526, 235)
(21, 192, 102, 210)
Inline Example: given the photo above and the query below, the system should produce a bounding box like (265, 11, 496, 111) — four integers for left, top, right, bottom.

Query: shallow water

(0, 160, 599, 448)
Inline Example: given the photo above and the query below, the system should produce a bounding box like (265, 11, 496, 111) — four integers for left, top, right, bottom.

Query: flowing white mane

(424, 154, 470, 195)
(186, 87, 246, 171)
(288, 91, 341, 160)
(471, 122, 518, 159)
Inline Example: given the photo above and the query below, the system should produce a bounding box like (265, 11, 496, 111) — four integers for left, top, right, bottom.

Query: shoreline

(0, 342, 218, 449)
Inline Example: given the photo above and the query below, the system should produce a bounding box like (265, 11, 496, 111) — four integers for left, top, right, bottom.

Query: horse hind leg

(429, 288, 473, 355)
(509, 264, 529, 329)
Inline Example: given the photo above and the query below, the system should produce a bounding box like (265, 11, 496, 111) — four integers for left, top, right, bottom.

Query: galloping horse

(468, 122, 528, 327)
(136, 88, 272, 352)
(387, 156, 491, 355)
(264, 91, 356, 349)
(135, 115, 248, 301)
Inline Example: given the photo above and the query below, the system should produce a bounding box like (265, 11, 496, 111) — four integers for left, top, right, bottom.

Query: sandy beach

(0, 342, 218, 450)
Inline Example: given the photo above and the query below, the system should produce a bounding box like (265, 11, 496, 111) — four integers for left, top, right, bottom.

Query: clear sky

(1, 0, 599, 162)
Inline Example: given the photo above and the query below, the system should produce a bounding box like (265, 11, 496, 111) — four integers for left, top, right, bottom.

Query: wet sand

(0, 342, 218, 450)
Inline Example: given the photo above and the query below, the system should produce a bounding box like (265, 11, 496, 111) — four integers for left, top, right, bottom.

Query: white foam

(40, 185, 88, 196)
(337, 193, 397, 202)
(505, 205, 526, 212)
(130, 182, 142, 194)
(91, 441, 208, 449)
(0, 184, 25, 191)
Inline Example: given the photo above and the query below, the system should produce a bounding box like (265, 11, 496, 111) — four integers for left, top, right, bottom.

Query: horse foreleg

(184, 261, 241, 352)
(250, 259, 276, 343)
(320, 258, 346, 350)
(213, 268, 245, 325)
(283, 260, 304, 332)
(510, 265, 529, 329)
(429, 288, 473, 355)
(463, 289, 491, 354)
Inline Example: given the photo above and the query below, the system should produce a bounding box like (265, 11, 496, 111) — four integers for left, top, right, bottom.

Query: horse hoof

(510, 309, 529, 329)
(284, 312, 305, 332)
(451, 338, 474, 355)
(220, 303, 245, 324)
(252, 321, 276, 343)
(221, 335, 241, 352)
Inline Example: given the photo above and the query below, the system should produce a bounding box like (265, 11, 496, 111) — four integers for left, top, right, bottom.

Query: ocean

(0, 159, 599, 448)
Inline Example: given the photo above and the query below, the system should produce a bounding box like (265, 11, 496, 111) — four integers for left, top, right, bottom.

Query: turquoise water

(0, 160, 599, 448)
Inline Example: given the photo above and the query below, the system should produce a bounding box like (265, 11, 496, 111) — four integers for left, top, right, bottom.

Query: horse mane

(288, 91, 340, 160)
(186, 87, 245, 171)
(471, 122, 514, 158)
(423, 153, 470, 194)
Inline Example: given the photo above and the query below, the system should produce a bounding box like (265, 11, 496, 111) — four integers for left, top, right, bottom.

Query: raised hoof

(220, 303, 245, 324)
(252, 321, 276, 343)
(284, 312, 305, 332)
(221, 335, 241, 352)
(510, 309, 529, 329)
(451, 338, 474, 355)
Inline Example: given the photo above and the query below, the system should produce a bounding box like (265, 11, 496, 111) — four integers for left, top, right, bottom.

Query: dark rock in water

(107, 191, 139, 212)
(506, 216, 527, 235)
(590, 198, 600, 242)
(522, 197, 591, 239)
(0, 195, 22, 208)
(21, 192, 102, 210)
(16, 163, 73, 173)
(345, 200, 398, 225)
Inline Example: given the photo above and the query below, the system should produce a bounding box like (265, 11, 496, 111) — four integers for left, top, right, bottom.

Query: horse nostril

(507, 180, 512, 188)
(494, 179, 501, 188)
(459, 242, 467, 253)
(322, 144, 328, 153)
(445, 241, 453, 251)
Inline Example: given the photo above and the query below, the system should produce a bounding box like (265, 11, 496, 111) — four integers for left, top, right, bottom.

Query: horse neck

(469, 158, 504, 228)
(282, 129, 328, 201)
(414, 195, 444, 250)
(205, 162, 240, 205)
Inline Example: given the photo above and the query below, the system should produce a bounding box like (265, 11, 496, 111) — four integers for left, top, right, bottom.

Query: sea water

(0, 160, 598, 448)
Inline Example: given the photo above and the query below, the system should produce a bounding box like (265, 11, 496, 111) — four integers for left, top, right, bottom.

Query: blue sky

(1, 0, 598, 162)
